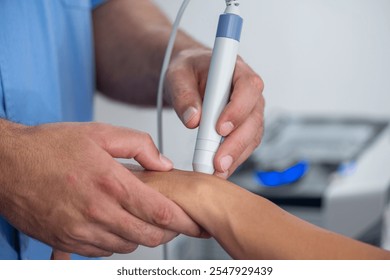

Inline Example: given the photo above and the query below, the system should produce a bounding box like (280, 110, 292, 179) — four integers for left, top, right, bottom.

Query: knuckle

(152, 205, 173, 227)
(98, 171, 113, 187)
(130, 220, 152, 243)
(251, 74, 265, 93)
(233, 102, 249, 120)
(98, 172, 129, 201)
(139, 132, 154, 148)
(237, 139, 248, 154)
(84, 203, 101, 222)
(66, 226, 89, 242)
(222, 104, 247, 128)
(87, 122, 107, 136)
(86, 122, 109, 146)
(171, 87, 198, 107)
(146, 229, 165, 248)
(253, 107, 264, 125)
(65, 171, 79, 187)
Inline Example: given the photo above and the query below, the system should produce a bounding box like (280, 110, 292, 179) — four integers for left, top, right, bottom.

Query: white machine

(323, 122, 390, 243)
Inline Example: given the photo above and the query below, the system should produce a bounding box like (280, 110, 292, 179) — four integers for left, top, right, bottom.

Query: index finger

(117, 163, 203, 238)
(216, 60, 264, 137)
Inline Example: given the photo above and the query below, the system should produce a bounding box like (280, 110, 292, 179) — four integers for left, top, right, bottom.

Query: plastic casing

(193, 10, 243, 174)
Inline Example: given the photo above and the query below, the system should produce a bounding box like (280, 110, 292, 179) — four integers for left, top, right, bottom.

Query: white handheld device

(192, 1, 243, 174)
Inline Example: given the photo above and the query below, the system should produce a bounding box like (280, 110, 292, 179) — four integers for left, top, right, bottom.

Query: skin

(1, 0, 264, 258)
(132, 169, 390, 260)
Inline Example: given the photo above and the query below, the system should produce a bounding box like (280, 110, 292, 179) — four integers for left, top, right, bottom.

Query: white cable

(157, 0, 191, 154)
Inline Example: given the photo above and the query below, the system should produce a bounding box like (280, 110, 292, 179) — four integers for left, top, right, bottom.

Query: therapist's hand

(0, 121, 202, 257)
(165, 48, 265, 178)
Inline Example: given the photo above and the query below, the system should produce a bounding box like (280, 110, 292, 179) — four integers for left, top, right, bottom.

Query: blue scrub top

(0, 0, 105, 259)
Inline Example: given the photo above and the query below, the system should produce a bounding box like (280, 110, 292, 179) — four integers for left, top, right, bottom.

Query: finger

(88, 226, 176, 252)
(89, 124, 173, 171)
(115, 166, 203, 238)
(83, 171, 185, 247)
(51, 246, 113, 259)
(102, 206, 179, 248)
(214, 101, 264, 178)
(68, 245, 113, 258)
(217, 61, 264, 137)
(83, 227, 139, 254)
(215, 142, 255, 179)
(88, 214, 178, 250)
(51, 249, 71, 260)
(165, 58, 203, 129)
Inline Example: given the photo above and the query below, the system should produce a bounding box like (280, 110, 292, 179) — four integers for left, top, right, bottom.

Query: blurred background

(96, 0, 390, 259)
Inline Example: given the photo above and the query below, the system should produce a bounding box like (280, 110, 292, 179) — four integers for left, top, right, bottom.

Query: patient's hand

(130, 167, 241, 239)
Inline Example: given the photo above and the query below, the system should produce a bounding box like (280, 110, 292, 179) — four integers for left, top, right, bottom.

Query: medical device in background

(192, 0, 243, 174)
(168, 115, 390, 259)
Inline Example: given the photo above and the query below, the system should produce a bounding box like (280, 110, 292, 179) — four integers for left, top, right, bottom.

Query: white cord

(156, 0, 191, 260)
(157, 0, 191, 154)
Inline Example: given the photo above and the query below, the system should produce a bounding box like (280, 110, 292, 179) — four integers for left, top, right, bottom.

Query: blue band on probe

(216, 13, 243, 41)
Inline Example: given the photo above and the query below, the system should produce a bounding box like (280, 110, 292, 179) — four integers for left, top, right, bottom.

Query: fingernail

(220, 155, 233, 172)
(220, 122, 234, 136)
(182, 107, 198, 125)
(159, 154, 173, 168)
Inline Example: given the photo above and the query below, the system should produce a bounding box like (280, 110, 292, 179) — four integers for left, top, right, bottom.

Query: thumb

(165, 63, 202, 129)
(90, 124, 173, 171)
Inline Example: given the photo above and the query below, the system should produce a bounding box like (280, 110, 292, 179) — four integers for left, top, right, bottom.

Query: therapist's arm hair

(93, 0, 203, 105)
(133, 169, 390, 260)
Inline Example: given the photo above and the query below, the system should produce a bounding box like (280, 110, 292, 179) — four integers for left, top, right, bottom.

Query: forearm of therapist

(133, 169, 390, 260)
(93, 0, 203, 105)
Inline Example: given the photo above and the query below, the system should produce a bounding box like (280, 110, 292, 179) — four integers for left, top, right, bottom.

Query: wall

(96, 0, 390, 259)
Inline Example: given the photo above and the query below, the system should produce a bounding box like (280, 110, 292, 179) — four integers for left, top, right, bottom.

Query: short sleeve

(91, 0, 106, 8)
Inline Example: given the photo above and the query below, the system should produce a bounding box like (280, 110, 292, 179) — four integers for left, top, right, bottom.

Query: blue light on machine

(254, 161, 309, 188)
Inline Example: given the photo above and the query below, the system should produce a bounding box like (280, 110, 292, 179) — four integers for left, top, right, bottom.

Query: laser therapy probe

(192, 0, 243, 174)
(157, 0, 243, 175)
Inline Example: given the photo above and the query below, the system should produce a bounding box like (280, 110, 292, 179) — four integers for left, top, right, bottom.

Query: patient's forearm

(134, 169, 390, 260)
